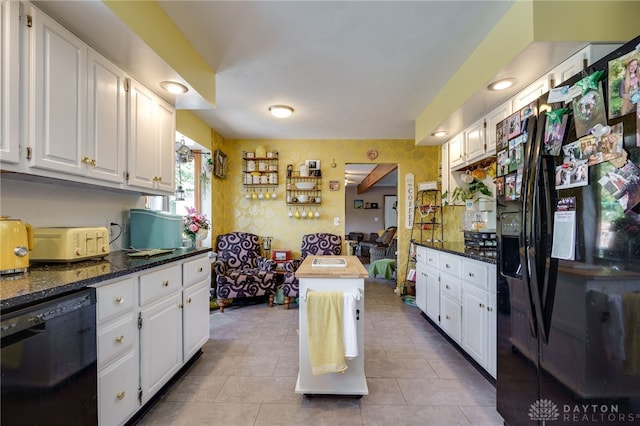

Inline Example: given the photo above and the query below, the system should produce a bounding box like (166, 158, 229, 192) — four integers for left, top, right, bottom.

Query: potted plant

(444, 180, 492, 207)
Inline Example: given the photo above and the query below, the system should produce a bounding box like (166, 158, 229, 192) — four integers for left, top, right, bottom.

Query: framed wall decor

(354, 199, 364, 209)
(214, 149, 227, 179)
(305, 159, 320, 170)
(329, 180, 339, 191)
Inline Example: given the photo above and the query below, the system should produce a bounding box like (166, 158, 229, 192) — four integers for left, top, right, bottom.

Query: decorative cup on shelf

(315, 197, 322, 203)
(300, 164, 309, 177)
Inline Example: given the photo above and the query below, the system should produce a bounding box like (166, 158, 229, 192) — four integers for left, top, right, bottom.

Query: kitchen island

(295, 255, 369, 396)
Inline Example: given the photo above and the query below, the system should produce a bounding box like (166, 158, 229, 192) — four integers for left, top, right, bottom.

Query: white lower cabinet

(93, 253, 211, 425)
(140, 292, 183, 403)
(95, 277, 139, 426)
(414, 245, 497, 378)
(98, 348, 139, 426)
(440, 293, 462, 343)
(425, 267, 440, 322)
(462, 284, 488, 365)
(415, 263, 427, 313)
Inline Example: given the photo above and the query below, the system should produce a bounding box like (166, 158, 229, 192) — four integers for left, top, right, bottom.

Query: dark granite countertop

(413, 240, 497, 265)
(0, 248, 212, 312)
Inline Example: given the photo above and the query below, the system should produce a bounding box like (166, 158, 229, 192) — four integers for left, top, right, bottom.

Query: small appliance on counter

(0, 216, 33, 275)
(30, 227, 110, 263)
(129, 209, 182, 249)
(463, 231, 497, 258)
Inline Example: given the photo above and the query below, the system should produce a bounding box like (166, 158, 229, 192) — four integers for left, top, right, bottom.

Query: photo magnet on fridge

(572, 83, 607, 138)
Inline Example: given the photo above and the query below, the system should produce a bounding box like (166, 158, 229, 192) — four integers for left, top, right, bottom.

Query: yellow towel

(306, 291, 347, 375)
(623, 292, 640, 375)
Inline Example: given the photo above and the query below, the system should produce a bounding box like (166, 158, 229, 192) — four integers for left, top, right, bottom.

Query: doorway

(344, 163, 398, 236)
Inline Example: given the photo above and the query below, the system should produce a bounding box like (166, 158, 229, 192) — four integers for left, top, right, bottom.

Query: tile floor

(136, 277, 504, 425)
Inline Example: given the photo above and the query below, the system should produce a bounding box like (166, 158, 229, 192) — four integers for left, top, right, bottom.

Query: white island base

(295, 256, 369, 396)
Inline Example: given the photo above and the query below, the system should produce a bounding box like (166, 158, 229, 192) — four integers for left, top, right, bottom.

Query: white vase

(196, 229, 208, 240)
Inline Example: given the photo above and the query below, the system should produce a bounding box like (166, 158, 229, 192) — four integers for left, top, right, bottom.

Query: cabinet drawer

(425, 249, 439, 269)
(98, 349, 139, 426)
(97, 313, 137, 368)
(415, 245, 427, 264)
(440, 272, 461, 302)
(96, 277, 136, 323)
(183, 255, 210, 287)
(139, 264, 181, 306)
(462, 260, 488, 290)
(438, 253, 461, 278)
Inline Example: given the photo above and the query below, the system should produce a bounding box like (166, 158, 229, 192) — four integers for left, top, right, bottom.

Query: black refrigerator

(497, 35, 640, 426)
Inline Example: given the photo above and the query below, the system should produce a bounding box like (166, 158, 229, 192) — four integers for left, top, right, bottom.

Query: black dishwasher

(1, 288, 98, 425)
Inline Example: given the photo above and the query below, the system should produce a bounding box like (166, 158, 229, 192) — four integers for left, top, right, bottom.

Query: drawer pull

(468, 272, 474, 277)
(487, 307, 493, 312)
(445, 285, 450, 289)
(114, 296, 124, 304)
(197, 267, 203, 273)
(479, 303, 485, 308)
(115, 335, 125, 344)
(162, 280, 169, 287)
(187, 297, 192, 304)
(445, 264, 450, 269)
(445, 315, 450, 320)
(117, 391, 125, 400)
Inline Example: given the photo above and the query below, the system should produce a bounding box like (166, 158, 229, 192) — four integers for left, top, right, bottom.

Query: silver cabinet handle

(114, 296, 124, 304)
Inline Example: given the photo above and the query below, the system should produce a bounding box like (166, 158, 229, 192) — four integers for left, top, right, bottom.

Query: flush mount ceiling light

(431, 130, 447, 138)
(268, 105, 294, 118)
(487, 78, 517, 91)
(160, 81, 188, 94)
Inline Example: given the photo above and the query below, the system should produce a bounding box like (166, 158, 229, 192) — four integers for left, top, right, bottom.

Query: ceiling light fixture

(487, 78, 516, 91)
(269, 105, 294, 118)
(160, 81, 188, 94)
(431, 130, 447, 138)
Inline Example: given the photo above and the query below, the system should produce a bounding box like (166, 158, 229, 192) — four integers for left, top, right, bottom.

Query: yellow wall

(208, 138, 440, 289)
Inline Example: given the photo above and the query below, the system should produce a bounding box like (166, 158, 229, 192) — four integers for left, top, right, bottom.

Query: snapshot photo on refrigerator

(497, 35, 640, 425)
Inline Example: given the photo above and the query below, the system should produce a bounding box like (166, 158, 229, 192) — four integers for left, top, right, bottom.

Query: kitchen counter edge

(0, 248, 212, 312)
(413, 241, 497, 265)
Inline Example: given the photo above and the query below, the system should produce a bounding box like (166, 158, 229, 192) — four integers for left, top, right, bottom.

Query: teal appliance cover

(129, 209, 183, 249)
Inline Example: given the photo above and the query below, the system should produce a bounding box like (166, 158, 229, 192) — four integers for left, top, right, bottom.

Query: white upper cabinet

(28, 5, 87, 175)
(440, 142, 449, 203)
(86, 50, 127, 184)
(448, 133, 465, 169)
(0, 0, 20, 165)
(127, 79, 176, 194)
(484, 100, 512, 154)
(463, 118, 485, 164)
(512, 75, 549, 111)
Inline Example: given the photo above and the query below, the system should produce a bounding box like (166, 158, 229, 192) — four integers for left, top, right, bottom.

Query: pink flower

(189, 223, 199, 232)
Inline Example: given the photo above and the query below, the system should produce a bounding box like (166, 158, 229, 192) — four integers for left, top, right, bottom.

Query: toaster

(30, 227, 110, 263)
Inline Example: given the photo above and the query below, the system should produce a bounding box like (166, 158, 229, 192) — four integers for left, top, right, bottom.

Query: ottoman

(368, 258, 396, 280)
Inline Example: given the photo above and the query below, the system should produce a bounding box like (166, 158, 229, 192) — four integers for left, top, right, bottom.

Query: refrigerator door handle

(537, 152, 558, 343)
(520, 116, 539, 339)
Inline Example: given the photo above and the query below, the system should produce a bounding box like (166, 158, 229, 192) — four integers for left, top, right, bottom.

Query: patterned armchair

(214, 232, 277, 313)
(282, 233, 342, 309)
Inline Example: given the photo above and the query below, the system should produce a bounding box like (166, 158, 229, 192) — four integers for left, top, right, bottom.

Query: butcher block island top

(296, 255, 369, 279)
